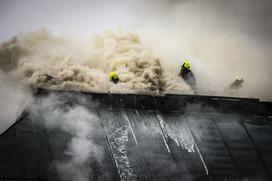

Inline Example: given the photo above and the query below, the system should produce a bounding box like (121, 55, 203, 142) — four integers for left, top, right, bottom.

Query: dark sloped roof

(0, 90, 271, 181)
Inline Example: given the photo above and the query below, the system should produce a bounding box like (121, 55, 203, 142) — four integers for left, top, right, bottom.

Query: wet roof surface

(0, 91, 272, 181)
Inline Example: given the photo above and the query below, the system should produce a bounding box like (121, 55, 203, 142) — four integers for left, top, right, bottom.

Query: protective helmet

(109, 71, 118, 81)
(234, 76, 243, 83)
(182, 60, 190, 69)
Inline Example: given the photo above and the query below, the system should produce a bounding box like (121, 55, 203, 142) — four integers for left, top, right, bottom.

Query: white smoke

(30, 94, 105, 181)
(0, 69, 30, 134)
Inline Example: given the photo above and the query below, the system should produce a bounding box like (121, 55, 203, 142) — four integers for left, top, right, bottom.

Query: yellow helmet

(109, 71, 118, 81)
(182, 60, 190, 69)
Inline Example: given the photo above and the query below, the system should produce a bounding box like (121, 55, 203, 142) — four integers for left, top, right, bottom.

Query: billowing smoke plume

(0, 29, 191, 94)
(0, 0, 272, 100)
(1, 0, 272, 136)
(0, 1, 271, 179)
(133, 0, 272, 100)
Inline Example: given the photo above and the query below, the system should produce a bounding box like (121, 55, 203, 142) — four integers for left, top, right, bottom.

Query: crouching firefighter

(229, 76, 244, 90)
(109, 71, 119, 84)
(179, 60, 196, 91)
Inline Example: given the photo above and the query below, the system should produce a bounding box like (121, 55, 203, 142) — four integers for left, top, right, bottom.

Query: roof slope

(0, 90, 271, 181)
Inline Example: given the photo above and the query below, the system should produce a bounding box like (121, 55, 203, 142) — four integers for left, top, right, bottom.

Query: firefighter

(229, 76, 244, 90)
(179, 60, 196, 91)
(109, 71, 119, 84)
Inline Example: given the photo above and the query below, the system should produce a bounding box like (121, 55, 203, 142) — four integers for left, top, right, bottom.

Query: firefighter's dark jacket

(179, 67, 196, 89)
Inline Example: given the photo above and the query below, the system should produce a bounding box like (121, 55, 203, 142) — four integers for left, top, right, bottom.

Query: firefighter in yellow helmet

(179, 60, 196, 90)
(109, 71, 119, 84)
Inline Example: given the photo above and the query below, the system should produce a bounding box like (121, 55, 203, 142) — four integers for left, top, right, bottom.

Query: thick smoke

(1, 0, 271, 135)
(0, 29, 191, 94)
(0, 0, 271, 100)
(0, 0, 271, 138)
(0, 1, 271, 180)
(133, 0, 272, 100)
